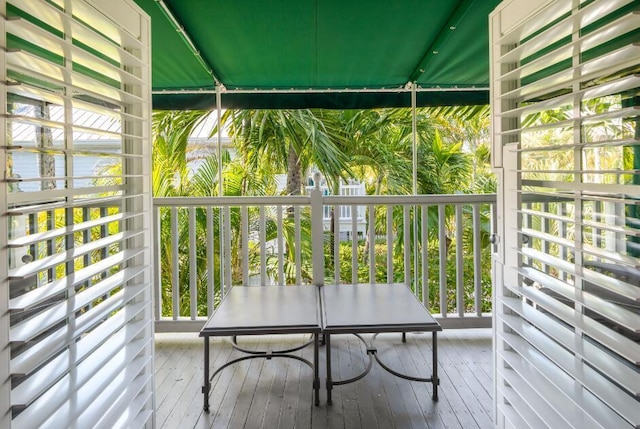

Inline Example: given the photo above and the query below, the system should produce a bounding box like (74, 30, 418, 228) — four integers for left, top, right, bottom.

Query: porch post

(311, 172, 325, 286)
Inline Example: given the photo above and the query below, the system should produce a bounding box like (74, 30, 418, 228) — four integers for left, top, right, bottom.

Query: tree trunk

(286, 143, 302, 196)
(284, 143, 301, 274)
(363, 177, 383, 264)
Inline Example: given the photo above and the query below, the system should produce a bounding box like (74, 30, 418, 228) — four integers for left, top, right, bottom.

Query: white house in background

(303, 175, 367, 241)
(189, 112, 369, 241)
(274, 173, 368, 241)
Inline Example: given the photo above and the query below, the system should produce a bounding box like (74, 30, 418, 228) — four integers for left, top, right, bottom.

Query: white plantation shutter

(0, 0, 154, 428)
(491, 0, 640, 428)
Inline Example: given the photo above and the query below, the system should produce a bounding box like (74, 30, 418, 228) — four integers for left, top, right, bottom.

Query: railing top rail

(324, 193, 497, 205)
(153, 195, 312, 207)
(153, 193, 497, 208)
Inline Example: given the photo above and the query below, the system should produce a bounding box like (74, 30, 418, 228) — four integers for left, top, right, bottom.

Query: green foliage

(151, 106, 494, 318)
(329, 230, 492, 315)
(221, 109, 352, 194)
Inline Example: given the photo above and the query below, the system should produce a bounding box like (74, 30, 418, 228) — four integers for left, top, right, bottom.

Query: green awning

(133, 0, 501, 109)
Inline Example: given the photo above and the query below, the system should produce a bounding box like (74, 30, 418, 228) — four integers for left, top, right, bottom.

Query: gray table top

(200, 285, 321, 336)
(321, 283, 442, 334)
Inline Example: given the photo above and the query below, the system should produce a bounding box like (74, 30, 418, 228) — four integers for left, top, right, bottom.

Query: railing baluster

(386, 204, 393, 284)
(219, 206, 225, 297)
(334, 204, 340, 283)
(224, 206, 231, 294)
(171, 206, 179, 320)
(413, 206, 419, 300)
(455, 204, 464, 318)
(351, 204, 358, 284)
(189, 207, 197, 319)
(472, 204, 482, 317)
(295, 206, 302, 285)
(368, 204, 375, 284)
(403, 206, 411, 287)
(206, 206, 215, 315)
(241, 205, 249, 285)
(277, 205, 284, 285)
(421, 205, 429, 309)
(438, 204, 447, 317)
(259, 206, 266, 285)
(153, 206, 161, 320)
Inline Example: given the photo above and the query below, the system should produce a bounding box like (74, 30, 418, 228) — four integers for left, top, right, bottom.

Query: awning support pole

(216, 86, 225, 293)
(216, 86, 223, 197)
(411, 82, 420, 296)
(411, 83, 418, 195)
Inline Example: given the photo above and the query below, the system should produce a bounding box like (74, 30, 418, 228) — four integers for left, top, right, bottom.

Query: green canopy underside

(153, 90, 490, 111)
(134, 0, 501, 109)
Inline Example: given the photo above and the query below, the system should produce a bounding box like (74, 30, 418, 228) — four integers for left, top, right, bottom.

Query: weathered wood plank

(378, 334, 429, 428)
(154, 329, 493, 429)
(351, 339, 383, 429)
(213, 335, 268, 428)
(155, 336, 203, 427)
(254, 335, 287, 428)
(227, 335, 272, 428)
(433, 332, 492, 429)
(338, 334, 365, 429)
(446, 330, 493, 415)
(384, 333, 448, 429)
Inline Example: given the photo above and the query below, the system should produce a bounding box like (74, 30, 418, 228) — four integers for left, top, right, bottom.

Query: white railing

(152, 189, 497, 331)
(308, 181, 367, 239)
(331, 184, 367, 241)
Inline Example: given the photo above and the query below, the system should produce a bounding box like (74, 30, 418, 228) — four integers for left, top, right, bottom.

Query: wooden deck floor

(154, 329, 493, 429)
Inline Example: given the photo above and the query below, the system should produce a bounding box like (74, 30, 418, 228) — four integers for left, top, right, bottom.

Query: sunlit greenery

(152, 106, 495, 317)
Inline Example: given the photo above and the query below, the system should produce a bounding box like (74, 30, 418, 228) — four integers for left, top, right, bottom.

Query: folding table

(199, 285, 321, 412)
(320, 283, 442, 403)
(200, 283, 441, 411)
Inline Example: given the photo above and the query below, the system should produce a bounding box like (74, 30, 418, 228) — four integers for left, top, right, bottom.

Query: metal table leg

(326, 334, 333, 405)
(432, 331, 439, 401)
(314, 333, 320, 406)
(203, 336, 210, 412)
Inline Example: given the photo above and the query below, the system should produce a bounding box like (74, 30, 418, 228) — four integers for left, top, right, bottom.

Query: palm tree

(220, 109, 352, 195)
(430, 105, 490, 183)
(152, 110, 211, 196)
(152, 110, 227, 315)
(149, 106, 493, 313)
(338, 108, 417, 195)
